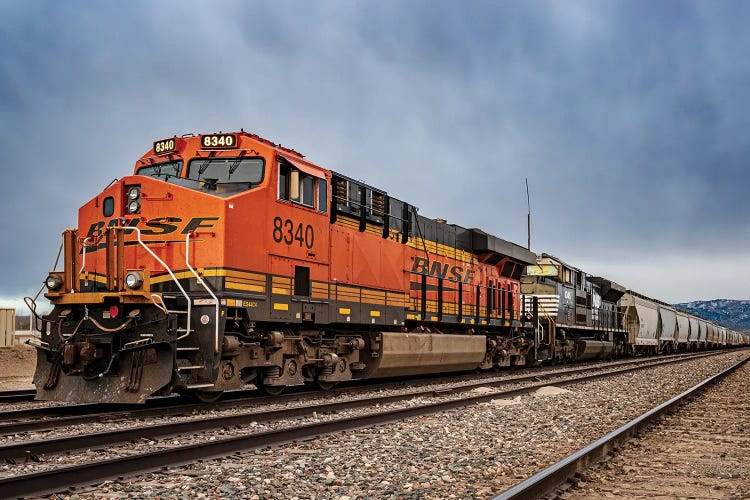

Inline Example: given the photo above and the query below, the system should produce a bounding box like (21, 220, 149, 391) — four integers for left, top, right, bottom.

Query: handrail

(537, 302, 556, 360)
(185, 232, 220, 353)
(114, 226, 193, 341)
(75, 237, 92, 293)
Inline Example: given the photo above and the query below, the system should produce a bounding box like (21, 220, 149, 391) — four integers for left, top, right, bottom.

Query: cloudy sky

(1, 0, 749, 310)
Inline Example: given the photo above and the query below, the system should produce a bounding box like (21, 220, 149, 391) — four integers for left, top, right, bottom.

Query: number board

(200, 134, 237, 149)
(153, 137, 178, 155)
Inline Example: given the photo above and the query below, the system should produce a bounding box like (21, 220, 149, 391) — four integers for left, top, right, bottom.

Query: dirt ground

(0, 343, 36, 390)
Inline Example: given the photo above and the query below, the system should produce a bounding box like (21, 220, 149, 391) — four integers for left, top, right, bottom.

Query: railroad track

(0, 388, 35, 403)
(493, 353, 750, 499)
(0, 351, 720, 436)
(0, 350, 739, 499)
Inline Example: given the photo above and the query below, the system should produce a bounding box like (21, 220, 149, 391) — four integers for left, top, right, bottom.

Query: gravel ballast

(23, 349, 745, 499)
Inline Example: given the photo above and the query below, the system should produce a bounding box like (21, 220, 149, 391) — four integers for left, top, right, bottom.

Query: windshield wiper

(227, 158, 244, 179)
(196, 158, 213, 179)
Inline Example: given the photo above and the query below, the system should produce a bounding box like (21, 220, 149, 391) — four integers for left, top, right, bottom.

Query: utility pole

(526, 178, 531, 250)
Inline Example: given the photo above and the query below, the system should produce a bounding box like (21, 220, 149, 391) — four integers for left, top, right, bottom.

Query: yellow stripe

(361, 298, 386, 305)
(226, 282, 265, 293)
(272, 287, 289, 295)
(370, 310, 381, 317)
(225, 276, 265, 286)
(273, 303, 289, 311)
(339, 307, 351, 315)
(407, 239, 476, 264)
(222, 269, 265, 280)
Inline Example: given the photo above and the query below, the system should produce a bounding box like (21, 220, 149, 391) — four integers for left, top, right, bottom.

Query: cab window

(318, 179, 327, 213)
(136, 160, 183, 180)
(187, 157, 264, 184)
(180, 157, 265, 197)
(279, 162, 327, 212)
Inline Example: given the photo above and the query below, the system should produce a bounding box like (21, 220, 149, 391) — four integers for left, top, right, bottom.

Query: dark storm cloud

(1, 0, 749, 306)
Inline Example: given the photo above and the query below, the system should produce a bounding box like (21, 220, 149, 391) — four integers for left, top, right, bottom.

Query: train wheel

(259, 383, 285, 396)
(192, 391, 224, 403)
(317, 380, 337, 391)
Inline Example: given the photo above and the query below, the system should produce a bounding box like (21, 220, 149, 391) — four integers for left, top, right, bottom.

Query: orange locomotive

(31, 131, 538, 403)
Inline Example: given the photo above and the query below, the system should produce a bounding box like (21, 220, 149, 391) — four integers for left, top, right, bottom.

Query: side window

(103, 197, 114, 217)
(318, 179, 327, 213)
(278, 163, 289, 200)
(279, 161, 325, 211)
(299, 175, 314, 207)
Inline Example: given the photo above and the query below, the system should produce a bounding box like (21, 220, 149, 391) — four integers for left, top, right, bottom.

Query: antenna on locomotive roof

(526, 178, 531, 251)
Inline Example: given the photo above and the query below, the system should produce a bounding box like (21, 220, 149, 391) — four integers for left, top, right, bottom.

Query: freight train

(26, 131, 750, 404)
(520, 254, 745, 358)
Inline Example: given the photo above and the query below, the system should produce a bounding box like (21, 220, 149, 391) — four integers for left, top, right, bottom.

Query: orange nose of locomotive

(34, 173, 227, 404)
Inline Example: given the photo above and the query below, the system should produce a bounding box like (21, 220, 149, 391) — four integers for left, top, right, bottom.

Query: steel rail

(0, 389, 36, 403)
(0, 354, 695, 459)
(493, 354, 750, 500)
(0, 352, 740, 498)
(0, 351, 722, 436)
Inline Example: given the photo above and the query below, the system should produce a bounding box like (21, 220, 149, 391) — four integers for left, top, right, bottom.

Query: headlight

(125, 271, 143, 289)
(127, 199, 140, 214)
(127, 186, 141, 201)
(45, 274, 63, 291)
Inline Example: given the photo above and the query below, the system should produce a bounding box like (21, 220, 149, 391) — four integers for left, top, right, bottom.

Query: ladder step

(185, 383, 214, 389)
(177, 347, 200, 351)
(176, 328, 194, 333)
(177, 365, 205, 371)
(167, 310, 189, 315)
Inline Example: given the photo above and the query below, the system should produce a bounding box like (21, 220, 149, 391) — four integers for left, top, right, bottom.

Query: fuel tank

(361, 332, 486, 378)
(574, 339, 613, 361)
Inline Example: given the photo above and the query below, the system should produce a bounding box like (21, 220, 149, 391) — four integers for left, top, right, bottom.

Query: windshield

(136, 161, 183, 180)
(136, 157, 265, 197)
(187, 157, 265, 184)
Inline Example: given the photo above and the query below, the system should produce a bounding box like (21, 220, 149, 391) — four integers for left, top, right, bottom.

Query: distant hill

(675, 299, 750, 332)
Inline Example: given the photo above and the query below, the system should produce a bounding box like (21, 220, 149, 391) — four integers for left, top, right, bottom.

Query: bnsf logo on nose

(86, 217, 219, 238)
(411, 256, 474, 283)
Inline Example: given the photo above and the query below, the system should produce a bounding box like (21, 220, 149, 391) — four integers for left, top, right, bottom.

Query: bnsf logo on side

(410, 256, 474, 284)
(86, 217, 220, 238)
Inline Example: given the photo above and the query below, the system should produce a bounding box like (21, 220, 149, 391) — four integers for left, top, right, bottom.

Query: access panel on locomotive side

(29, 131, 539, 404)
